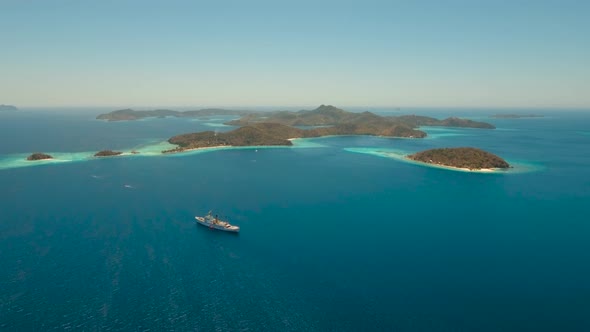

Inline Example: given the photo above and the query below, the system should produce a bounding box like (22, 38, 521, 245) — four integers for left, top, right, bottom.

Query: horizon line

(8, 104, 590, 110)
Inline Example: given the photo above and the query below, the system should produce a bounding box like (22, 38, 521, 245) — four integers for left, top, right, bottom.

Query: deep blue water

(1, 109, 590, 331)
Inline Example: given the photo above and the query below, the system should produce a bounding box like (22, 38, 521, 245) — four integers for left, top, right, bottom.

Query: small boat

(195, 211, 240, 233)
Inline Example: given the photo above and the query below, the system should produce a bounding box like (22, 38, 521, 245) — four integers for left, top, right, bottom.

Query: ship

(195, 211, 240, 233)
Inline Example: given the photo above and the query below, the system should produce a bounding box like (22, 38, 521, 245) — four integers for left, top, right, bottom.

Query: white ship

(195, 211, 240, 233)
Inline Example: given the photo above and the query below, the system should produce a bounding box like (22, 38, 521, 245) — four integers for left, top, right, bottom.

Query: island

(94, 150, 123, 157)
(225, 105, 496, 129)
(97, 104, 496, 130)
(162, 105, 497, 153)
(164, 120, 427, 153)
(164, 123, 299, 152)
(0, 104, 18, 112)
(391, 115, 496, 129)
(96, 108, 251, 121)
(490, 114, 544, 118)
(407, 147, 510, 170)
(27, 153, 53, 161)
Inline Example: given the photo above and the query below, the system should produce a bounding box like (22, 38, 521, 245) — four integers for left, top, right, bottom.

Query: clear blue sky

(1, 0, 588, 108)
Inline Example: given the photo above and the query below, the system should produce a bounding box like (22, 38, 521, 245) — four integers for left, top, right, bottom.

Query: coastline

(0, 138, 326, 171)
(162, 145, 233, 154)
(404, 157, 504, 173)
(0, 136, 537, 173)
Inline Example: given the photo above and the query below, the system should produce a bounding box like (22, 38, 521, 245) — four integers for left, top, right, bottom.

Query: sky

(0, 0, 589, 108)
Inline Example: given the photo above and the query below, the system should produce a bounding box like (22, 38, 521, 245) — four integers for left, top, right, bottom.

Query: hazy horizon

(1, 1, 589, 108)
(8, 104, 590, 112)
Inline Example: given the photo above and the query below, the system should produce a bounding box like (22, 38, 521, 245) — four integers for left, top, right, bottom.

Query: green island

(162, 105, 495, 152)
(0, 104, 18, 112)
(94, 150, 123, 157)
(26, 153, 53, 161)
(490, 114, 544, 119)
(407, 147, 510, 170)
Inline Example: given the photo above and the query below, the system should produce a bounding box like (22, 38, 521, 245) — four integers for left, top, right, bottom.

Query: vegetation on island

(164, 123, 303, 152)
(163, 105, 497, 152)
(407, 147, 510, 170)
(490, 114, 544, 119)
(0, 104, 18, 111)
(26, 152, 53, 161)
(94, 150, 123, 157)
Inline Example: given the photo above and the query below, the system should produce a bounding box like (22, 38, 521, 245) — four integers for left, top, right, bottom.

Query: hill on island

(408, 147, 510, 170)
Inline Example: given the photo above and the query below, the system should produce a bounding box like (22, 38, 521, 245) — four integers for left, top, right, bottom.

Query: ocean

(1, 108, 589, 331)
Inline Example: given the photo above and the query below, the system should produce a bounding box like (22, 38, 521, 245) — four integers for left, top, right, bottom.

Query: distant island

(27, 153, 53, 161)
(94, 150, 123, 157)
(163, 106, 495, 153)
(0, 104, 18, 112)
(490, 114, 544, 119)
(96, 105, 495, 130)
(96, 108, 250, 121)
(225, 105, 496, 129)
(389, 115, 495, 129)
(407, 147, 510, 170)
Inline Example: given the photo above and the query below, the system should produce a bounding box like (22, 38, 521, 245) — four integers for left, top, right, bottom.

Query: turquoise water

(1, 109, 590, 331)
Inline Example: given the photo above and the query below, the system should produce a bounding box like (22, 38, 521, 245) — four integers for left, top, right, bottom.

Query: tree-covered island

(94, 150, 123, 157)
(26, 153, 53, 161)
(161, 105, 496, 152)
(407, 147, 510, 170)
